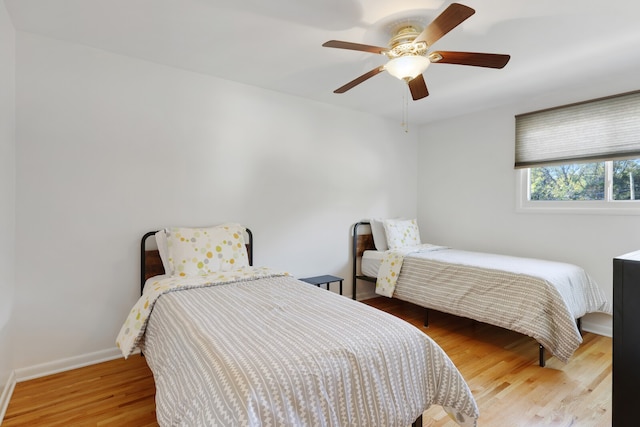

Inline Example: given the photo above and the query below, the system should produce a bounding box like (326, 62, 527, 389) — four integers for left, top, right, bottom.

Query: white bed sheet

(362, 249, 384, 277)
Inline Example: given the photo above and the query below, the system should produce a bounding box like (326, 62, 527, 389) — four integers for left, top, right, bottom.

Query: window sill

(516, 200, 640, 216)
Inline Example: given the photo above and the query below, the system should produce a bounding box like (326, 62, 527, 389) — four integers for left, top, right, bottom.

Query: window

(612, 159, 640, 200)
(527, 159, 640, 200)
(515, 91, 640, 214)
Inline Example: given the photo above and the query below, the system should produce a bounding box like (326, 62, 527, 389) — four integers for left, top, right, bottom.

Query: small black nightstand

(299, 275, 343, 295)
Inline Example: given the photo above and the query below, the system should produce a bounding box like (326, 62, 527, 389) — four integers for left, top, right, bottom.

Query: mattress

(362, 249, 384, 277)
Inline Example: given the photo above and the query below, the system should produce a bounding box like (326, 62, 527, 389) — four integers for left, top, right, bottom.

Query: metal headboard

(352, 221, 376, 300)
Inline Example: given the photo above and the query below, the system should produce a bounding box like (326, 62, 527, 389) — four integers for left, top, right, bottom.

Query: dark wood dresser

(613, 250, 640, 427)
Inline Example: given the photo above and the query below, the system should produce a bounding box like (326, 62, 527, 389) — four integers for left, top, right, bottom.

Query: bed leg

(577, 317, 582, 335)
(539, 344, 545, 367)
(424, 308, 429, 327)
(412, 414, 423, 427)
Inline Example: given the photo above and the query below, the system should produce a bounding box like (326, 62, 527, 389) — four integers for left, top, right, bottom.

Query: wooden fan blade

(322, 40, 387, 55)
(334, 66, 385, 94)
(414, 3, 475, 47)
(408, 74, 429, 100)
(431, 51, 511, 68)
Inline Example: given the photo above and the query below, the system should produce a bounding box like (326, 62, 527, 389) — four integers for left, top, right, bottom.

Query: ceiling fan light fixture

(385, 55, 430, 81)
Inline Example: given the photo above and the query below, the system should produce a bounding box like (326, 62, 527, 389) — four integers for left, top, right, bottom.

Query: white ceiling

(5, 0, 640, 124)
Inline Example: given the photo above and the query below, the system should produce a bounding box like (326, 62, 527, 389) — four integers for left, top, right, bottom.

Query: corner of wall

(1, 6, 18, 421)
(0, 369, 16, 424)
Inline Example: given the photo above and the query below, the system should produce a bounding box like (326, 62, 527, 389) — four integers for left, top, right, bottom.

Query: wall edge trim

(14, 347, 127, 383)
(0, 370, 16, 424)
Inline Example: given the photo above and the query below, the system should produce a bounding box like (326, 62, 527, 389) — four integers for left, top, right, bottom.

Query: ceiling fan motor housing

(386, 26, 428, 59)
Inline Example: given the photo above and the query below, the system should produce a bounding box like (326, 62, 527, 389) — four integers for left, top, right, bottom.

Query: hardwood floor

(3, 357, 157, 427)
(4, 297, 612, 426)
(364, 298, 612, 427)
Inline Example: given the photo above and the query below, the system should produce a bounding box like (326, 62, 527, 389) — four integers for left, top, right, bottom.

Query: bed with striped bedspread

(380, 246, 611, 363)
(122, 271, 479, 426)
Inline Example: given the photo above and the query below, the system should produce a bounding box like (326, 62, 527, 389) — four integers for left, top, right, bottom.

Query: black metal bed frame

(351, 220, 582, 368)
(352, 220, 376, 301)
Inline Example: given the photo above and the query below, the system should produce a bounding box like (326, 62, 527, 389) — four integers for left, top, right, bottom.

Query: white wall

(417, 83, 640, 335)
(0, 0, 16, 400)
(13, 32, 418, 370)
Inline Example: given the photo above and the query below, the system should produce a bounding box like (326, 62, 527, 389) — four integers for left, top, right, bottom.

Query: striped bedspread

(139, 274, 479, 426)
(389, 249, 612, 363)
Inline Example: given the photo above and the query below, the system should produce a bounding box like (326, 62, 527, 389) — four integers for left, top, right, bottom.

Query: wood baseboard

(14, 347, 126, 383)
(0, 370, 16, 424)
(582, 321, 613, 338)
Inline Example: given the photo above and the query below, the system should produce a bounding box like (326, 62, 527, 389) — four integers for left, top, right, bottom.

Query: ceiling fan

(322, 3, 510, 101)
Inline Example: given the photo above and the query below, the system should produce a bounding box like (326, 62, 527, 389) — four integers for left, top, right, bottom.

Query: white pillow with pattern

(166, 223, 249, 276)
(383, 218, 422, 250)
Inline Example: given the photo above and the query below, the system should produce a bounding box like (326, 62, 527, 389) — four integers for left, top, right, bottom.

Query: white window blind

(515, 90, 640, 169)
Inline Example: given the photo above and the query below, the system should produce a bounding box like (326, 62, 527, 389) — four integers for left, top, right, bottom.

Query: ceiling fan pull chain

(401, 85, 409, 133)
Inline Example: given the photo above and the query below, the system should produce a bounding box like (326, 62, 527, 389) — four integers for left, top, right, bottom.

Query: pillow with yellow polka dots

(166, 223, 249, 276)
(383, 218, 422, 250)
